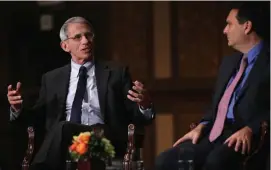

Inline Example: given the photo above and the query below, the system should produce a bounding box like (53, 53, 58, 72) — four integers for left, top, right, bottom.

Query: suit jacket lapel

(95, 60, 109, 118)
(58, 64, 71, 116)
(237, 46, 269, 101)
(214, 55, 242, 105)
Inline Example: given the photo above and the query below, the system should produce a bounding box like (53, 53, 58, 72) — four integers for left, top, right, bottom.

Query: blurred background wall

(0, 1, 237, 169)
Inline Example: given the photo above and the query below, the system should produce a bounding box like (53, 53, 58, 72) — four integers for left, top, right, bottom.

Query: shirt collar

(71, 59, 93, 76)
(245, 41, 263, 64)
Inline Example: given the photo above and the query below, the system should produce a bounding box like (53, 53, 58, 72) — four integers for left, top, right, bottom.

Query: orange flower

(69, 143, 77, 151)
(78, 132, 91, 144)
(76, 143, 88, 155)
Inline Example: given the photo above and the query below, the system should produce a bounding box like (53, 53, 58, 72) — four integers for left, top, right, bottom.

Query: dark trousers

(30, 121, 124, 170)
(155, 126, 252, 170)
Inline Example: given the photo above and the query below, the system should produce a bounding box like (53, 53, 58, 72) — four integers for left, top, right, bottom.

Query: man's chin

(81, 54, 93, 61)
(227, 41, 233, 47)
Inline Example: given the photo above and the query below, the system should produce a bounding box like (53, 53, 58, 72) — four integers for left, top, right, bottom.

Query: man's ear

(244, 21, 253, 35)
(60, 41, 70, 52)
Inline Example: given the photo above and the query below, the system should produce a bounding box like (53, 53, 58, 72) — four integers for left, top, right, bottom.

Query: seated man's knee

(204, 155, 223, 170)
(204, 149, 242, 170)
(155, 147, 179, 170)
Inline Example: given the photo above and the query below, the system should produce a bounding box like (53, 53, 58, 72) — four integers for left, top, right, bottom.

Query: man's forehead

(226, 9, 238, 22)
(67, 23, 92, 34)
(229, 9, 238, 18)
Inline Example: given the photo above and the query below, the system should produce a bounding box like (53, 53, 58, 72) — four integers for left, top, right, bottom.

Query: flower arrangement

(69, 128, 115, 162)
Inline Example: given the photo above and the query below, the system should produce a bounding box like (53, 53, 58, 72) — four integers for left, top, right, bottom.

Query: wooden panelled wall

(0, 1, 237, 169)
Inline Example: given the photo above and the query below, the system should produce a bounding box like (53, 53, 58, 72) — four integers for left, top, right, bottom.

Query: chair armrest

(243, 121, 269, 167)
(22, 126, 35, 170)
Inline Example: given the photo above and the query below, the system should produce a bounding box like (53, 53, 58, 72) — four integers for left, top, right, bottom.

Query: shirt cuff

(10, 107, 21, 121)
(139, 105, 154, 119)
(200, 121, 209, 125)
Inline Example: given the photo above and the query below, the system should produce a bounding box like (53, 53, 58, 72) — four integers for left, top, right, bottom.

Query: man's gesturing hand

(7, 82, 23, 112)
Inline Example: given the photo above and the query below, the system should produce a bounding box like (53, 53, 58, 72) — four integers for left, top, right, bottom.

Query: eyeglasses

(66, 32, 95, 41)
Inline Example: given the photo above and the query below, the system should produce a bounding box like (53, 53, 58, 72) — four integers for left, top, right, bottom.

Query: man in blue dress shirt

(156, 2, 269, 170)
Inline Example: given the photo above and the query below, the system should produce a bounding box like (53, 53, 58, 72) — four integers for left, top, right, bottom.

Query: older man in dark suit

(7, 16, 155, 170)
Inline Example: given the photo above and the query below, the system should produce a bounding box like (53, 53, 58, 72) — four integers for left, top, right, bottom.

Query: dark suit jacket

(201, 43, 270, 135)
(14, 59, 155, 151)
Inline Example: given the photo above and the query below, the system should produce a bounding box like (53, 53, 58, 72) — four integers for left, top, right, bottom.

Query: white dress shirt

(66, 60, 104, 125)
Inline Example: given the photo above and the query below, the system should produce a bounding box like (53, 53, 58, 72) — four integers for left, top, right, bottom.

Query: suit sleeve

(121, 66, 155, 126)
(12, 74, 47, 127)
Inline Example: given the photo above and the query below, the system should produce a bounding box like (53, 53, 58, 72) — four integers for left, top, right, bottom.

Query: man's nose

(223, 26, 228, 34)
(81, 35, 89, 43)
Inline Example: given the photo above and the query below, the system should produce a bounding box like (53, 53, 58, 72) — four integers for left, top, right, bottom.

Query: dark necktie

(209, 55, 248, 142)
(70, 66, 87, 123)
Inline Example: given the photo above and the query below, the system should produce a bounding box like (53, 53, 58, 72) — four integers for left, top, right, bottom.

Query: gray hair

(59, 16, 93, 41)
